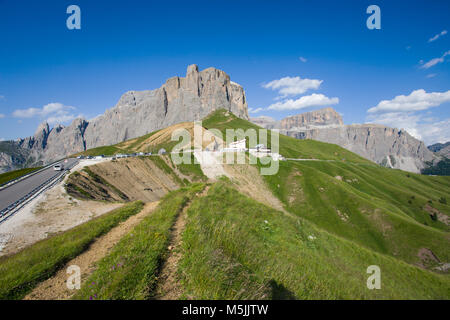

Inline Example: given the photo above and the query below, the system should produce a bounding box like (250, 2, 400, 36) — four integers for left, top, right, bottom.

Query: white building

(223, 139, 246, 152)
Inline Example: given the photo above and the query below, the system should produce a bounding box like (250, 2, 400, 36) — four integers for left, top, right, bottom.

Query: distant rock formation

(0, 65, 249, 171)
(250, 116, 278, 129)
(423, 141, 450, 175)
(428, 142, 450, 158)
(252, 107, 437, 173)
(251, 108, 343, 130)
(437, 145, 450, 158)
(0, 141, 31, 174)
(279, 107, 343, 130)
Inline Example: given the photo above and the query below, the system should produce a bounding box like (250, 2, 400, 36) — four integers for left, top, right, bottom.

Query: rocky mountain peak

(187, 64, 199, 74)
(34, 121, 50, 137)
(5, 65, 249, 170)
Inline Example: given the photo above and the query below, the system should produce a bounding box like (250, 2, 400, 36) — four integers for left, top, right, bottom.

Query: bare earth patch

(224, 162, 286, 213)
(424, 204, 450, 226)
(120, 122, 194, 151)
(336, 208, 349, 222)
(0, 183, 122, 257)
(194, 151, 229, 181)
(417, 247, 440, 269)
(24, 201, 159, 300)
(87, 157, 180, 202)
(119, 122, 224, 152)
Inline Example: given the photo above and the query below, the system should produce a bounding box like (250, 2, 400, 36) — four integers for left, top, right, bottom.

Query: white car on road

(53, 164, 64, 171)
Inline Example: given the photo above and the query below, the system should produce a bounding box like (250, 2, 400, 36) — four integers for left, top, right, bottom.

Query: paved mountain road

(0, 158, 78, 214)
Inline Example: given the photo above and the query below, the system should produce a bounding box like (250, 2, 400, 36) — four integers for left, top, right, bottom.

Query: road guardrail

(0, 159, 78, 225)
(0, 158, 67, 190)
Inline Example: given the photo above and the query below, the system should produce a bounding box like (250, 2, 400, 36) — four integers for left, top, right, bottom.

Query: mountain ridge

(0, 69, 444, 175)
(0, 65, 249, 172)
(251, 107, 437, 173)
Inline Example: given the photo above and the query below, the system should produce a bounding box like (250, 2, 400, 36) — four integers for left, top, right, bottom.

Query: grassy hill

(202, 110, 450, 269)
(2, 109, 447, 300)
(75, 109, 370, 164)
(0, 202, 144, 299)
(73, 122, 196, 157)
(71, 109, 450, 271)
(203, 110, 371, 163)
(0, 167, 42, 186)
(261, 160, 449, 267)
(179, 180, 449, 299)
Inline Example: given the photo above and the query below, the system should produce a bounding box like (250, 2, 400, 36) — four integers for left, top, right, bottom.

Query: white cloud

(428, 30, 447, 43)
(267, 94, 339, 111)
(263, 76, 322, 97)
(367, 89, 450, 144)
(248, 107, 263, 114)
(367, 112, 422, 138)
(420, 50, 450, 69)
(46, 114, 77, 125)
(0, 95, 4, 100)
(12, 102, 78, 125)
(368, 89, 450, 114)
(299, 56, 307, 63)
(366, 112, 450, 145)
(426, 73, 437, 78)
(0, 113, 5, 119)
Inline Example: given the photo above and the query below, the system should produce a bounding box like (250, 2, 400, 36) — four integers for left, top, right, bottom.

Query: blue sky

(0, 0, 449, 144)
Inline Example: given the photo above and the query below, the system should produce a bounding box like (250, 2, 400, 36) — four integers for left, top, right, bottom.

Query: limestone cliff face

(1, 65, 249, 171)
(284, 124, 435, 172)
(0, 141, 31, 174)
(252, 107, 436, 173)
(279, 107, 343, 130)
(428, 142, 450, 158)
(83, 64, 248, 149)
(251, 116, 278, 129)
(251, 108, 343, 131)
(45, 119, 88, 161)
(437, 145, 450, 158)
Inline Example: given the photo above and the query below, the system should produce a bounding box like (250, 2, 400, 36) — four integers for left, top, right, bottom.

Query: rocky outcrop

(285, 124, 435, 172)
(45, 118, 88, 161)
(250, 116, 278, 129)
(428, 142, 450, 158)
(251, 108, 343, 130)
(428, 142, 450, 153)
(279, 107, 343, 130)
(252, 107, 437, 173)
(437, 145, 450, 158)
(18, 122, 50, 151)
(83, 65, 248, 149)
(1, 65, 249, 172)
(0, 141, 31, 173)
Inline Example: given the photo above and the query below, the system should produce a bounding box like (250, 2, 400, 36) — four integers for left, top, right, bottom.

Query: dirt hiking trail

(154, 186, 210, 300)
(24, 201, 159, 300)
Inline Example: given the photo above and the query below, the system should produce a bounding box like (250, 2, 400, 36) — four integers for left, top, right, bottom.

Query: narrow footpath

(24, 201, 159, 300)
(154, 186, 210, 299)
